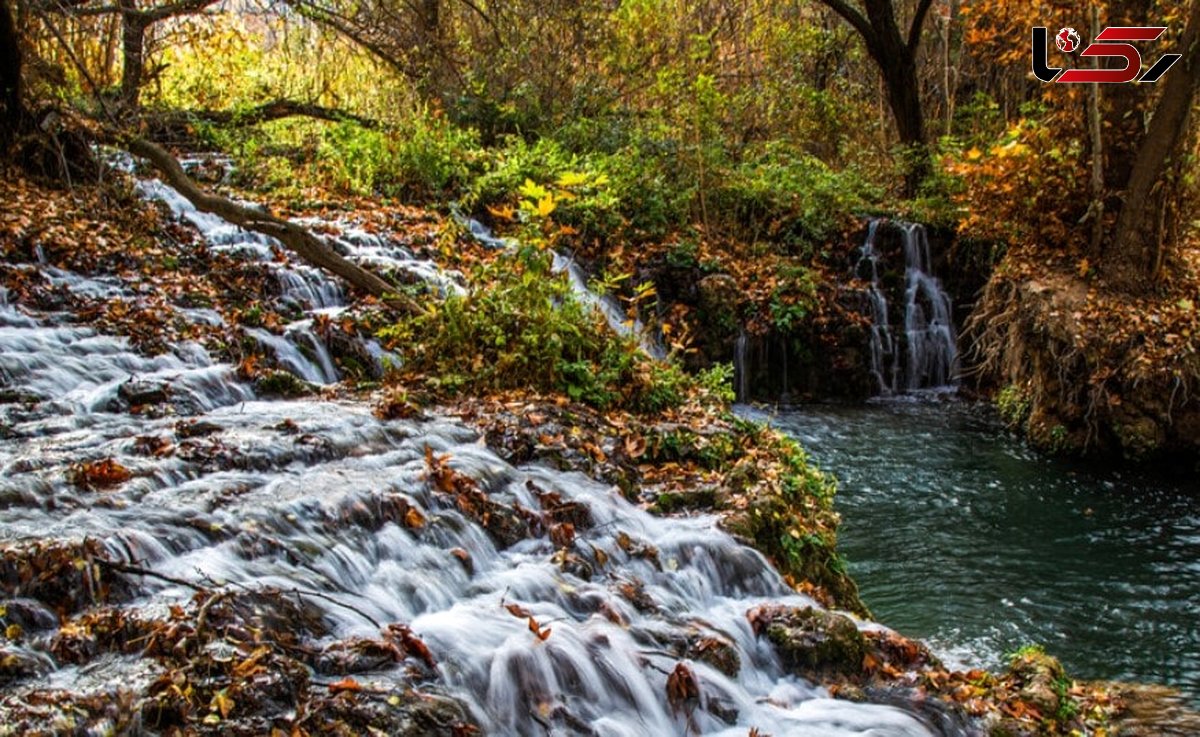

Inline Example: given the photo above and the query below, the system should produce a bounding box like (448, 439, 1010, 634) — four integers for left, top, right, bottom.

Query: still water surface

(746, 400, 1200, 703)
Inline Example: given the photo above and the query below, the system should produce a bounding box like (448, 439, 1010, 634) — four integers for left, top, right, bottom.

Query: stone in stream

(117, 378, 170, 408)
(749, 604, 867, 678)
(253, 369, 317, 398)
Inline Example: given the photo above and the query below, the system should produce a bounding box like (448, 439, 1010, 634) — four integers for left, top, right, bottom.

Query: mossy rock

(750, 605, 866, 677)
(654, 486, 720, 514)
(254, 370, 317, 398)
(1005, 647, 1065, 717)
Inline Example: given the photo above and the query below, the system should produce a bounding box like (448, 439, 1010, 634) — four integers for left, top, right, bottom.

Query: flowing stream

(0, 178, 972, 734)
(852, 221, 957, 395)
(752, 400, 1200, 705)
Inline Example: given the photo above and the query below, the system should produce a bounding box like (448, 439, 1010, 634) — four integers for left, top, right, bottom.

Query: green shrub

(377, 248, 709, 413)
(769, 264, 820, 333)
(708, 143, 880, 252)
(316, 116, 482, 200)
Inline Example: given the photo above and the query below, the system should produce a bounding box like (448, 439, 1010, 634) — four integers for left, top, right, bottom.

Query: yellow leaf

(536, 195, 557, 218)
(486, 204, 515, 221)
(1077, 258, 1090, 278)
(211, 689, 234, 718)
(966, 147, 983, 161)
(556, 171, 589, 187)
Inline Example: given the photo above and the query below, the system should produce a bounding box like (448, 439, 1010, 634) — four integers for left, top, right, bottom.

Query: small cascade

(899, 224, 957, 391)
(734, 329, 750, 402)
(246, 321, 340, 385)
(0, 293, 957, 734)
(551, 251, 667, 360)
(278, 265, 345, 311)
(853, 220, 957, 394)
(135, 173, 467, 386)
(853, 220, 897, 394)
(0, 176, 977, 736)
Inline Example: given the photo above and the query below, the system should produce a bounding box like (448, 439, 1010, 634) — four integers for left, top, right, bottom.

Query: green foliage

(769, 265, 820, 334)
(697, 363, 736, 404)
(709, 145, 880, 251)
(997, 383, 1032, 429)
(377, 248, 707, 413)
(1006, 643, 1046, 663)
(314, 117, 481, 199)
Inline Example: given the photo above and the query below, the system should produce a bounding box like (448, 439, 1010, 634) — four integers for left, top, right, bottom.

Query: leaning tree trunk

(1, 0, 24, 147)
(127, 138, 420, 315)
(821, 0, 934, 196)
(1104, 0, 1200, 292)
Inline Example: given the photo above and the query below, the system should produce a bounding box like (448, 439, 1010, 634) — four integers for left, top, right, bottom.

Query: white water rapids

(0, 175, 968, 735)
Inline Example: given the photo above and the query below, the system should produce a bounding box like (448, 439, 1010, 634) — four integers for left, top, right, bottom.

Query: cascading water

(899, 224, 957, 391)
(734, 329, 750, 402)
(853, 220, 898, 395)
(0, 300, 964, 736)
(135, 170, 463, 384)
(853, 221, 957, 394)
(462, 215, 667, 360)
(0, 179, 973, 735)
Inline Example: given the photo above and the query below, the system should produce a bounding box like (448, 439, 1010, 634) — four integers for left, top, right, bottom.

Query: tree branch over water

(126, 137, 420, 316)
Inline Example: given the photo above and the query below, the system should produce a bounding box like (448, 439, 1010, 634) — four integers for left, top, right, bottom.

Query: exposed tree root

(965, 268, 1200, 461)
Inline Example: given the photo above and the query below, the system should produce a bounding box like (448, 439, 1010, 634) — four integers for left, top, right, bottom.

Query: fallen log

(164, 99, 380, 129)
(126, 137, 420, 315)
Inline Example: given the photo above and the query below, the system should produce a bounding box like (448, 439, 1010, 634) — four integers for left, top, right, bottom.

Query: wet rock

(175, 419, 223, 439)
(0, 646, 53, 684)
(0, 389, 42, 405)
(118, 379, 170, 408)
(749, 605, 865, 677)
(305, 689, 477, 737)
(653, 486, 720, 514)
(325, 326, 382, 381)
(254, 370, 316, 398)
(313, 638, 405, 675)
(478, 500, 530, 548)
(1004, 647, 1065, 717)
(686, 633, 741, 678)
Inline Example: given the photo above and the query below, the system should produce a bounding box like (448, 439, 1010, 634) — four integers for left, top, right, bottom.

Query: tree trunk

(127, 138, 420, 315)
(120, 2, 148, 108)
(0, 0, 23, 147)
(871, 33, 928, 194)
(820, 0, 933, 195)
(1104, 1, 1200, 292)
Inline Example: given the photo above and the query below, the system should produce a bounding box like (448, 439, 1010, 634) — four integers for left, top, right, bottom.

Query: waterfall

(734, 329, 750, 402)
(0, 288, 957, 734)
(853, 220, 957, 394)
(134, 172, 466, 384)
(551, 251, 667, 360)
(900, 224, 958, 391)
(854, 220, 899, 394)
